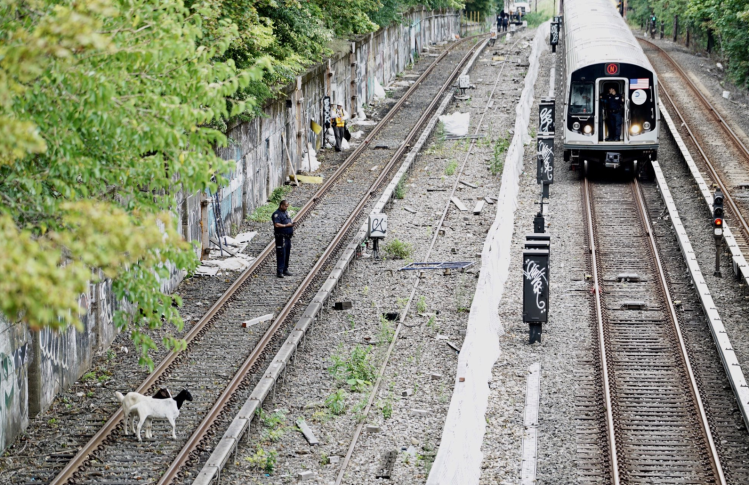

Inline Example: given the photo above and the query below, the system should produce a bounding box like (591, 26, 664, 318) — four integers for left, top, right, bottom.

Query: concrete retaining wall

(0, 9, 460, 453)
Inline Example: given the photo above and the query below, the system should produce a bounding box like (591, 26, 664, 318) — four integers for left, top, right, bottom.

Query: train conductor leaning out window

(601, 86, 623, 142)
(331, 103, 348, 152)
(272, 200, 294, 278)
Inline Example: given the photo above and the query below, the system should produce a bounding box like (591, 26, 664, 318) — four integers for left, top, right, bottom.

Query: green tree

(0, 0, 266, 369)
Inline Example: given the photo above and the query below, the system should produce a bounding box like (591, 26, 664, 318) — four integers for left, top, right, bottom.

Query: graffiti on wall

(0, 339, 29, 451)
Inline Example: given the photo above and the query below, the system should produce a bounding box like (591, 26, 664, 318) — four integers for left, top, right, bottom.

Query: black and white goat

(115, 388, 171, 436)
(130, 389, 192, 441)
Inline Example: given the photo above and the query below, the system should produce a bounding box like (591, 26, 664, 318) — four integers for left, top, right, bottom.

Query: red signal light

(714, 218, 723, 227)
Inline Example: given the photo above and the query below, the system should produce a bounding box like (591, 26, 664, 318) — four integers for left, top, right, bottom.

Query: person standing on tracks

(601, 87, 623, 142)
(331, 103, 348, 152)
(272, 200, 294, 278)
(502, 13, 509, 32)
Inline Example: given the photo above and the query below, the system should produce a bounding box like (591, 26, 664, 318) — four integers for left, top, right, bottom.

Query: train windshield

(569, 83, 594, 115)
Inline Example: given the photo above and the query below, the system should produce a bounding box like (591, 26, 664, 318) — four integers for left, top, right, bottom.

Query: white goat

(115, 388, 171, 435)
(130, 389, 192, 441)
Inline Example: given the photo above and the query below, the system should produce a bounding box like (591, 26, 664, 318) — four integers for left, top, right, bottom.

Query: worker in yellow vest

(331, 103, 348, 152)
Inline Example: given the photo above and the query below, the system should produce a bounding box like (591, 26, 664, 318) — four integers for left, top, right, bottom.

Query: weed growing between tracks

(383, 238, 413, 259)
(445, 159, 458, 175)
(491, 135, 510, 175)
(243, 409, 287, 474)
(249, 185, 299, 222)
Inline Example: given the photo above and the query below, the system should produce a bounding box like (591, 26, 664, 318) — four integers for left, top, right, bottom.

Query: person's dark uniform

(272, 205, 293, 277)
(601, 89, 623, 141)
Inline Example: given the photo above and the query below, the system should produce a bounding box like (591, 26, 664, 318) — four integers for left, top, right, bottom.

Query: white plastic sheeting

(439, 112, 471, 137)
(302, 146, 320, 172)
(427, 22, 550, 485)
(374, 77, 387, 99)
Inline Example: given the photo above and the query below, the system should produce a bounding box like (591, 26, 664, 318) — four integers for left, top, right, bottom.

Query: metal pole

(715, 238, 722, 277)
(674, 15, 678, 42)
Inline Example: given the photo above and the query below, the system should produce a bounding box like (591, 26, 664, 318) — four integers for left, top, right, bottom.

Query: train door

(597, 79, 628, 143)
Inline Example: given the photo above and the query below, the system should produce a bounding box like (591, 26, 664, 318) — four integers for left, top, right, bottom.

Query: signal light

(713, 189, 724, 229)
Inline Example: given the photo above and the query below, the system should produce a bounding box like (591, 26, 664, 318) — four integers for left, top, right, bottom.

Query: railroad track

(45, 36, 487, 485)
(583, 177, 725, 484)
(639, 38, 749, 263)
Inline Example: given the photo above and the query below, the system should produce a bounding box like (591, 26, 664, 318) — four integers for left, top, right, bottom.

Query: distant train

(562, 0, 659, 175)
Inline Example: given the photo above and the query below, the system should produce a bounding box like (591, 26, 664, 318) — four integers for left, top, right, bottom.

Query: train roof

(564, 0, 654, 74)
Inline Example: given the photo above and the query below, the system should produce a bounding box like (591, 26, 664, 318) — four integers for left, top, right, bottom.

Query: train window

(570, 83, 593, 115)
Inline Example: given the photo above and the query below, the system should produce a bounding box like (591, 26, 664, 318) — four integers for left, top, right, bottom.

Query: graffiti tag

(523, 259, 548, 312)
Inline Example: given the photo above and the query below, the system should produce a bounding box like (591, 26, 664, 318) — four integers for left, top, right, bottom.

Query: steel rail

(630, 178, 726, 484)
(584, 175, 726, 484)
(639, 37, 749, 243)
(582, 177, 620, 485)
(334, 31, 519, 485)
(156, 38, 488, 485)
(656, 82, 749, 246)
(638, 38, 749, 159)
(48, 36, 477, 485)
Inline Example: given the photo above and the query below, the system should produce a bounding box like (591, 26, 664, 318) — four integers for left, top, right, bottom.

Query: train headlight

(583, 125, 592, 134)
(573, 121, 580, 131)
(630, 124, 641, 134)
(643, 121, 651, 130)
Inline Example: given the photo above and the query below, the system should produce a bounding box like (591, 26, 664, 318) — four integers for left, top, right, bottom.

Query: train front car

(562, 0, 659, 176)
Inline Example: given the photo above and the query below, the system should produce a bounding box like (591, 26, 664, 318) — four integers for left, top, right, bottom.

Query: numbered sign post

(536, 136, 555, 185)
(522, 248, 550, 344)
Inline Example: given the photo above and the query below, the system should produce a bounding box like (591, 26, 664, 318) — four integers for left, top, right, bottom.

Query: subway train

(561, 0, 659, 175)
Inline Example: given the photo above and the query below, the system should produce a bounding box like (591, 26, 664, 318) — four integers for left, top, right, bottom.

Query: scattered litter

(366, 425, 381, 433)
(370, 165, 379, 171)
(329, 455, 341, 464)
(354, 119, 378, 126)
(431, 372, 443, 379)
(296, 175, 323, 184)
(723, 90, 731, 99)
(438, 112, 470, 136)
(401, 389, 413, 397)
(717, 62, 724, 71)
(296, 418, 319, 445)
(241, 313, 274, 329)
(411, 409, 428, 417)
(446, 341, 461, 353)
(404, 207, 417, 214)
(374, 145, 390, 150)
(460, 180, 478, 188)
(195, 265, 219, 276)
(297, 471, 314, 481)
(484, 196, 495, 204)
(302, 146, 320, 172)
(376, 451, 397, 479)
(234, 231, 257, 244)
(451, 197, 468, 211)
(384, 312, 399, 321)
(340, 138, 351, 150)
(121, 346, 129, 354)
(493, 56, 505, 61)
(334, 301, 352, 310)
(350, 130, 364, 139)
(473, 200, 485, 214)
(436, 335, 449, 340)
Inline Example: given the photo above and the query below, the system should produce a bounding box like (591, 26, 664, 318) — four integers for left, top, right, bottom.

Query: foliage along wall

(0, 8, 459, 454)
